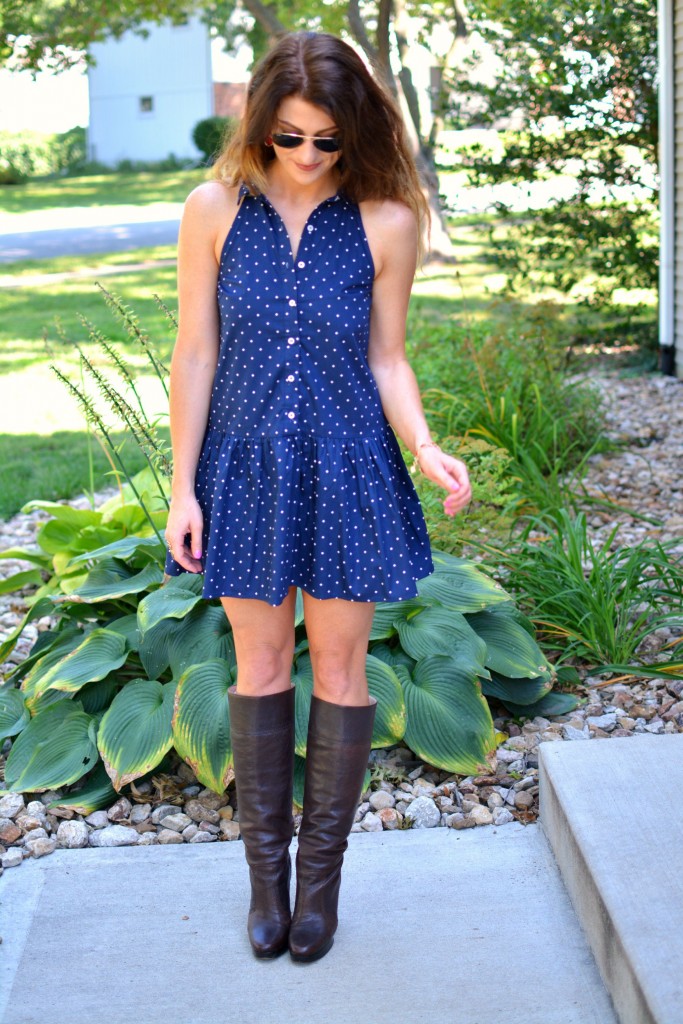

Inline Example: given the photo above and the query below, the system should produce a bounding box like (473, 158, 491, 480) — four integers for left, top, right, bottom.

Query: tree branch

(240, 0, 287, 40)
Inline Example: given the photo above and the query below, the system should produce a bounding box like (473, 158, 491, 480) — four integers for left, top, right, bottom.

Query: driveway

(0, 204, 182, 263)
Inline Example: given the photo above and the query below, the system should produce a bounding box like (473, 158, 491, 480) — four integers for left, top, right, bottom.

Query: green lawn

(0, 169, 207, 215)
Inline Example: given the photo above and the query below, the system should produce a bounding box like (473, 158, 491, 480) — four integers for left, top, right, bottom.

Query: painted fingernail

(193, 550, 202, 559)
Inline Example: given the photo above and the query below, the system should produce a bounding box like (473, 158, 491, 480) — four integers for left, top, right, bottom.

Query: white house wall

(87, 17, 212, 164)
(673, 0, 683, 374)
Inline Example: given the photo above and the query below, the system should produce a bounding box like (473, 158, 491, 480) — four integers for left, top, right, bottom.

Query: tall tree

(445, 0, 658, 312)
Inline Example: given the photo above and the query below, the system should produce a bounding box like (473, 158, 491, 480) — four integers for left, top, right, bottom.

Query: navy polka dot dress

(163, 184, 434, 605)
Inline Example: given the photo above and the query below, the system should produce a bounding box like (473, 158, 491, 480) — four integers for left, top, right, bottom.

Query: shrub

(192, 116, 235, 165)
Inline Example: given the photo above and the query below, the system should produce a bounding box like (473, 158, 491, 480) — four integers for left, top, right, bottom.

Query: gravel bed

(1, 370, 681, 874)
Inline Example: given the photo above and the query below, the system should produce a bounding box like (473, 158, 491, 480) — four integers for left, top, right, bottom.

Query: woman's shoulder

(358, 198, 418, 273)
(358, 197, 417, 241)
(183, 179, 241, 216)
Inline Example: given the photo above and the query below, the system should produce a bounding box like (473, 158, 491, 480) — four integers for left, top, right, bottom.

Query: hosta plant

(0, 497, 579, 811)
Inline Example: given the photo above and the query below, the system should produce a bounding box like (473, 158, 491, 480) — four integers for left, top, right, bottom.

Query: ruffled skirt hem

(163, 425, 434, 606)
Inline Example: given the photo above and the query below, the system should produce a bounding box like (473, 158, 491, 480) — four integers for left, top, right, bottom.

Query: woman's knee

(233, 638, 295, 692)
(308, 647, 368, 703)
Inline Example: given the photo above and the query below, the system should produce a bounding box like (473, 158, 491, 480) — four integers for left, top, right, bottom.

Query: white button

(287, 411, 296, 419)
(288, 298, 296, 307)
(287, 337, 296, 345)
(307, 224, 314, 233)
(286, 374, 295, 382)
(297, 260, 305, 268)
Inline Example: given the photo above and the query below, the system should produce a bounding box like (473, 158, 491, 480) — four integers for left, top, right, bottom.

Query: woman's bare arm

(363, 200, 472, 517)
(165, 181, 238, 569)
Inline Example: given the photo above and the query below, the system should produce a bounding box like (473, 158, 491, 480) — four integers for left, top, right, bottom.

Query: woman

(163, 30, 471, 963)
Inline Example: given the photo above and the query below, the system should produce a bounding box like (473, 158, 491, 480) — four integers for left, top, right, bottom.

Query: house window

(139, 96, 154, 114)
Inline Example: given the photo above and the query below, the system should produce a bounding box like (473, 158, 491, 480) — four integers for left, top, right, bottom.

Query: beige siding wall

(674, 0, 683, 374)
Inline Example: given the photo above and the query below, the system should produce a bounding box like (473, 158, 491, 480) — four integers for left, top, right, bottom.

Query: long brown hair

(213, 31, 429, 252)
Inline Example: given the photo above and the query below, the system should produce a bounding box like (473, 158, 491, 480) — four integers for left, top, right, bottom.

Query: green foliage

(0, 127, 86, 181)
(0, 535, 564, 805)
(448, 0, 658, 330)
(478, 509, 683, 670)
(410, 303, 607, 514)
(191, 116, 235, 165)
(0, 288, 586, 805)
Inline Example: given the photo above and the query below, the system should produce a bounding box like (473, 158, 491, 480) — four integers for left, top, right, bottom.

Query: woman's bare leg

(301, 593, 375, 705)
(221, 586, 297, 696)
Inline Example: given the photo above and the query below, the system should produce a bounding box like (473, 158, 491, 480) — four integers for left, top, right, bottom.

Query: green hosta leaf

(45, 760, 117, 815)
(67, 534, 165, 565)
(294, 588, 305, 627)
(366, 655, 406, 746)
(466, 607, 551, 679)
(0, 596, 55, 665)
(172, 658, 234, 793)
(3, 699, 98, 792)
(419, 554, 510, 613)
(369, 599, 415, 640)
(20, 628, 86, 709)
(167, 604, 235, 678)
(292, 653, 314, 757)
(138, 617, 174, 679)
(293, 753, 306, 810)
(370, 642, 416, 674)
(482, 671, 554, 707)
(78, 676, 120, 715)
(137, 578, 203, 634)
(104, 613, 141, 651)
(401, 655, 496, 775)
(98, 678, 176, 790)
(397, 606, 488, 672)
(0, 687, 30, 739)
(32, 628, 129, 697)
(55, 559, 163, 604)
(0, 546, 52, 567)
(22, 500, 102, 529)
(496, 689, 582, 719)
(0, 569, 43, 595)
(34, 519, 81, 555)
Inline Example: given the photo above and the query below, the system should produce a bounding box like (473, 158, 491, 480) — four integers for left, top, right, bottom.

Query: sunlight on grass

(0, 363, 169, 435)
(0, 169, 206, 215)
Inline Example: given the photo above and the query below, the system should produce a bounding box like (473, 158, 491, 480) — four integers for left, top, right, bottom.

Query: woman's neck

(264, 163, 340, 209)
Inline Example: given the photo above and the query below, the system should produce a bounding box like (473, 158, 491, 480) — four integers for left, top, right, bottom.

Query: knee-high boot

(227, 684, 295, 958)
(288, 693, 377, 963)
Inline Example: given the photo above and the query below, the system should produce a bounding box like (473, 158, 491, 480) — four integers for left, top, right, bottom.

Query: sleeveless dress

(163, 183, 434, 606)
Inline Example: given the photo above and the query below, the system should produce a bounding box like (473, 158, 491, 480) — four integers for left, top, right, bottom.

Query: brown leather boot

(227, 684, 295, 959)
(288, 693, 377, 963)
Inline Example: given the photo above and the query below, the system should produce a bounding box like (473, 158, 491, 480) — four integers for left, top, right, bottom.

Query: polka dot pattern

(164, 185, 434, 605)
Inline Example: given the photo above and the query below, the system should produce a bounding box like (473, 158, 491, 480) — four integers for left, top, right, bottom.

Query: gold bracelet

(415, 441, 440, 471)
(416, 441, 440, 458)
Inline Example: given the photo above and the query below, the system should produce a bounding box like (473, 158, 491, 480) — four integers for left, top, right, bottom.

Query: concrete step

(538, 732, 683, 1024)
(0, 822, 617, 1024)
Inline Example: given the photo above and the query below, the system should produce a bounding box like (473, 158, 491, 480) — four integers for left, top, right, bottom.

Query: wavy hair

(213, 31, 429, 253)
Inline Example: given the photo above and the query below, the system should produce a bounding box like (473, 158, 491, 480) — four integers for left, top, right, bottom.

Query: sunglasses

(271, 132, 341, 153)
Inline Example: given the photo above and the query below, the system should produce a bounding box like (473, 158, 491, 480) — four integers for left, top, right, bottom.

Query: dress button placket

(285, 224, 302, 431)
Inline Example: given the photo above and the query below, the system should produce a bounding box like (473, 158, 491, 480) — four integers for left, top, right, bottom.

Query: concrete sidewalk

(0, 823, 617, 1024)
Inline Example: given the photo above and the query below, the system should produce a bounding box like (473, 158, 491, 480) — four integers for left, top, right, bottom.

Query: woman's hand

(165, 493, 205, 573)
(417, 446, 472, 517)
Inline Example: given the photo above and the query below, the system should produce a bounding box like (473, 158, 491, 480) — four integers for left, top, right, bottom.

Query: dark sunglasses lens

(313, 137, 341, 152)
(271, 133, 303, 148)
(271, 133, 340, 153)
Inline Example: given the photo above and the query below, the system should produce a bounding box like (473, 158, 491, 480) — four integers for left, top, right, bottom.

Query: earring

(264, 135, 274, 147)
